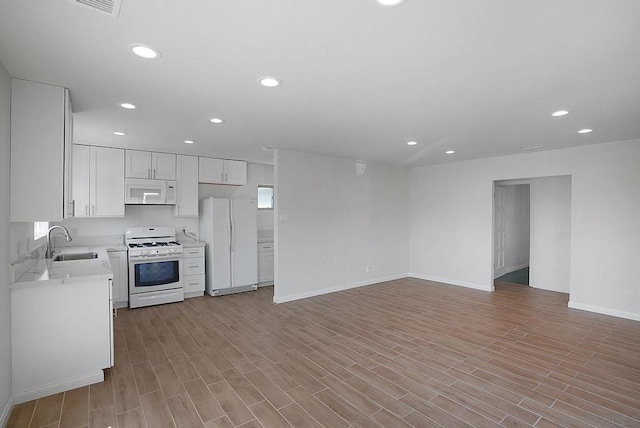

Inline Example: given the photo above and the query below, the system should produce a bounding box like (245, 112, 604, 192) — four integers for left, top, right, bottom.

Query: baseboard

(408, 273, 493, 292)
(13, 371, 104, 405)
(273, 274, 408, 304)
(1, 394, 14, 427)
(568, 301, 640, 322)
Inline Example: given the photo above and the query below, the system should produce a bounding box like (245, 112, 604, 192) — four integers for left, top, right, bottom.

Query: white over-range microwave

(125, 178, 177, 205)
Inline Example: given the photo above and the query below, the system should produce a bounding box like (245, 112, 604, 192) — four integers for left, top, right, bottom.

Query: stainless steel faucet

(46, 225, 73, 258)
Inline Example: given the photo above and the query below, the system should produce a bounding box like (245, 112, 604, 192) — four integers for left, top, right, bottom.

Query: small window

(34, 222, 49, 239)
(257, 185, 274, 210)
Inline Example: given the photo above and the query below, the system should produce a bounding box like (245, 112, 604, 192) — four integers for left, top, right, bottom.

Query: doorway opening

(494, 181, 531, 286)
(492, 176, 572, 293)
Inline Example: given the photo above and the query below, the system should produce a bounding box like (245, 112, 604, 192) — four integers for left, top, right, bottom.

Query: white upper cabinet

(198, 157, 225, 183)
(198, 157, 247, 186)
(175, 155, 199, 217)
(125, 150, 176, 180)
(72, 145, 125, 217)
(10, 79, 73, 222)
(125, 150, 151, 179)
(153, 152, 176, 180)
(225, 160, 247, 185)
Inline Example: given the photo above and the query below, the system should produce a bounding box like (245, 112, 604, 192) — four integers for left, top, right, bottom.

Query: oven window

(135, 261, 180, 287)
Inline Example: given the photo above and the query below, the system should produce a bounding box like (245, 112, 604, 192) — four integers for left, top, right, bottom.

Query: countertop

(11, 245, 114, 288)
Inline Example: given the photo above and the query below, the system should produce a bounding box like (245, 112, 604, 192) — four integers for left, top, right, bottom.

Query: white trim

(568, 301, 640, 322)
(408, 273, 494, 292)
(13, 371, 104, 405)
(273, 274, 407, 304)
(0, 395, 14, 427)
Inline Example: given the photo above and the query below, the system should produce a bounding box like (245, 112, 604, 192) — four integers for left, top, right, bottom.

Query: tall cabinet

(72, 145, 125, 217)
(175, 155, 199, 217)
(10, 79, 73, 221)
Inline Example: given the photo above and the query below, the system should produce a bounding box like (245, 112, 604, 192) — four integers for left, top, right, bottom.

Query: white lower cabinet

(11, 278, 113, 403)
(108, 249, 129, 308)
(183, 246, 205, 297)
(258, 241, 274, 286)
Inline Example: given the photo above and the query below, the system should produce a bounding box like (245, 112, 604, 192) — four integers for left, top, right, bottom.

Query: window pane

(34, 222, 49, 239)
(257, 186, 273, 209)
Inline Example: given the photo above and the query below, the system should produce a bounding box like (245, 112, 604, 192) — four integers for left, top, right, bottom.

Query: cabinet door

(108, 250, 128, 305)
(93, 147, 125, 216)
(258, 251, 274, 283)
(153, 152, 176, 180)
(71, 145, 91, 217)
(225, 160, 247, 185)
(10, 79, 68, 221)
(199, 157, 225, 184)
(108, 251, 121, 303)
(125, 150, 151, 178)
(63, 89, 74, 218)
(175, 155, 199, 217)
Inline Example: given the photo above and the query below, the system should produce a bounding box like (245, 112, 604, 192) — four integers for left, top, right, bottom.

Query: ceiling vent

(73, 0, 123, 18)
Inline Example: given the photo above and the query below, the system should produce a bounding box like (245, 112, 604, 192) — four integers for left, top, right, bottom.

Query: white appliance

(125, 178, 176, 205)
(199, 198, 258, 296)
(125, 226, 184, 308)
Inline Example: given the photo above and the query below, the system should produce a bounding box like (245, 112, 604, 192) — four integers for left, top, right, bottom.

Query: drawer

(183, 247, 204, 259)
(258, 242, 274, 252)
(184, 275, 204, 293)
(184, 259, 205, 276)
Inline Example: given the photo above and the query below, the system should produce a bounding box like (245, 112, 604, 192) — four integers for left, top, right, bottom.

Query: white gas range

(125, 226, 184, 308)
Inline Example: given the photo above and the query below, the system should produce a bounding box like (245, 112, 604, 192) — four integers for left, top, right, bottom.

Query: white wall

(530, 176, 571, 293)
(58, 205, 199, 243)
(0, 60, 13, 426)
(274, 149, 409, 303)
(410, 139, 640, 320)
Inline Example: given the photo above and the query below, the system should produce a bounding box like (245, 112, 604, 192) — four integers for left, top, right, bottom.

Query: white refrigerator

(199, 198, 258, 296)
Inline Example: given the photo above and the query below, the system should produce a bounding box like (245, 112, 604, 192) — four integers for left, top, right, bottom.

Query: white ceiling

(0, 0, 639, 167)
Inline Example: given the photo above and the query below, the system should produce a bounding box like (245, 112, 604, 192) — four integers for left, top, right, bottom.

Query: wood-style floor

(7, 278, 640, 428)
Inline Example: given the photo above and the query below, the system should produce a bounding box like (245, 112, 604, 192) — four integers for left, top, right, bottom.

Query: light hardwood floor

(7, 278, 640, 427)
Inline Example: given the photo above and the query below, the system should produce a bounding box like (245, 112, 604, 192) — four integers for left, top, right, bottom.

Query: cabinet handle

(148, 168, 151, 179)
(225, 172, 228, 182)
(220, 172, 224, 182)
(70, 200, 75, 217)
(92, 205, 95, 215)
(85, 205, 89, 216)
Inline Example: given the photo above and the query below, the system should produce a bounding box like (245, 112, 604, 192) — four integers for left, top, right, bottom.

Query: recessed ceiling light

(129, 44, 161, 59)
(120, 103, 136, 109)
(445, 150, 455, 154)
(520, 144, 543, 150)
(262, 146, 273, 151)
(259, 76, 281, 87)
(210, 118, 224, 124)
(578, 128, 593, 134)
(377, 0, 408, 7)
(113, 131, 126, 136)
(184, 140, 195, 144)
(407, 141, 417, 146)
(551, 110, 569, 117)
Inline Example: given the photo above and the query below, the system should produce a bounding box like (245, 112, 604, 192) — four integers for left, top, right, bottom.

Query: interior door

(211, 199, 232, 289)
(230, 199, 258, 287)
(494, 185, 507, 277)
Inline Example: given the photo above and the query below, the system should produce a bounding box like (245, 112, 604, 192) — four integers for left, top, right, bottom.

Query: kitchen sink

(53, 252, 98, 261)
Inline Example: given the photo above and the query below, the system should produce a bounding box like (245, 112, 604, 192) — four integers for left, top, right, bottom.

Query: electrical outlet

(365, 265, 371, 273)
